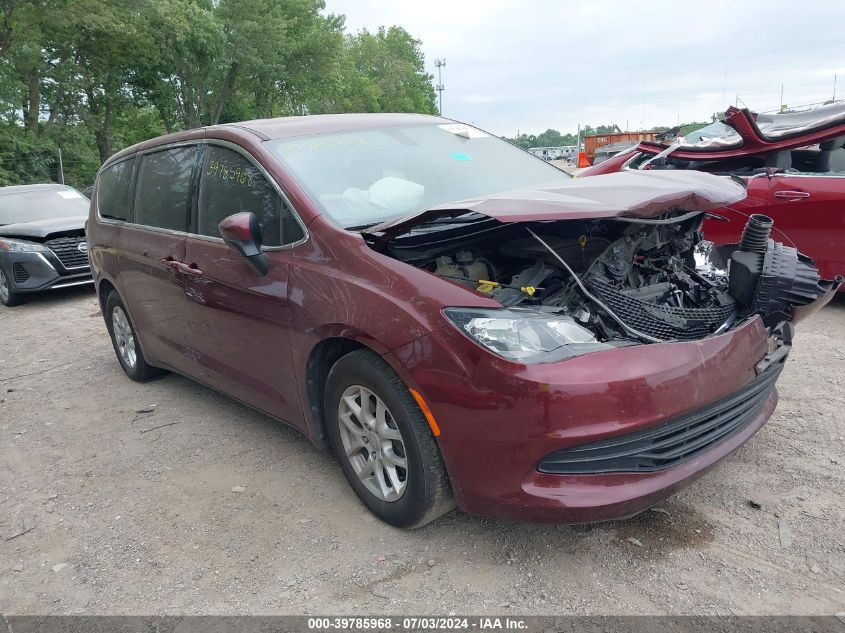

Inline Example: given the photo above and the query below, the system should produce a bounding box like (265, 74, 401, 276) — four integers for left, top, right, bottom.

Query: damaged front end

(366, 188, 841, 364)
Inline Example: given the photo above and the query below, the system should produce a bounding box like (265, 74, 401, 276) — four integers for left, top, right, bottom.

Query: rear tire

(104, 290, 165, 382)
(325, 349, 454, 528)
(0, 267, 23, 307)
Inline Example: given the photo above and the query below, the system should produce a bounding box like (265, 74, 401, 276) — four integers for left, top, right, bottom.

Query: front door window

(197, 145, 303, 246)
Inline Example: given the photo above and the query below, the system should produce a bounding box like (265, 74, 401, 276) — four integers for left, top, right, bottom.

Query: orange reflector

(409, 388, 440, 436)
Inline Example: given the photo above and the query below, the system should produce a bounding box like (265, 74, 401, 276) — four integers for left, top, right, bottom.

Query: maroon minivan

(88, 114, 839, 528)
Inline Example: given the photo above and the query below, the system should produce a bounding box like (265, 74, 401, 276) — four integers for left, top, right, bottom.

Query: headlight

(444, 307, 611, 363)
(0, 238, 47, 252)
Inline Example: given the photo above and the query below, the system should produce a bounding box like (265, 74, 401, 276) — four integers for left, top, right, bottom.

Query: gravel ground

(0, 287, 843, 615)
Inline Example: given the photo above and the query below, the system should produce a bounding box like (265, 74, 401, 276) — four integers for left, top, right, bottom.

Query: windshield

(0, 187, 89, 225)
(266, 124, 572, 228)
(680, 121, 741, 147)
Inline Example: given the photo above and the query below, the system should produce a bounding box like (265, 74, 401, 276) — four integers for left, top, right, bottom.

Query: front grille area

(586, 277, 735, 341)
(537, 364, 783, 474)
(12, 262, 29, 283)
(46, 236, 88, 269)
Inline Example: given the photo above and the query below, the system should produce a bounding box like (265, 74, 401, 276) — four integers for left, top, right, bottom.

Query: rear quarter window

(97, 158, 135, 221)
(134, 146, 198, 232)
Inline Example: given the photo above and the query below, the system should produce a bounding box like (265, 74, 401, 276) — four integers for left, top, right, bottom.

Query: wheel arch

(304, 336, 371, 450)
(97, 277, 117, 313)
(299, 317, 443, 451)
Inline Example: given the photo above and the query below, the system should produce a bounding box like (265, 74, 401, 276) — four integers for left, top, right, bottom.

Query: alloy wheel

(337, 384, 408, 502)
(111, 306, 137, 368)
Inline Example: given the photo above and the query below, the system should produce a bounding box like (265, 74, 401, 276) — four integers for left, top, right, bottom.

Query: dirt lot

(1, 287, 843, 616)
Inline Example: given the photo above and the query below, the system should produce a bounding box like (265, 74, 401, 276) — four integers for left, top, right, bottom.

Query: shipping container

(584, 132, 658, 164)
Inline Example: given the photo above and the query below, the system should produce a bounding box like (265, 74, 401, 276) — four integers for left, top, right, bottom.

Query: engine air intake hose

(739, 214, 774, 253)
(729, 214, 829, 313)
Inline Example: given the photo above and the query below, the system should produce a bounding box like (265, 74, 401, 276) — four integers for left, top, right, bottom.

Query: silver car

(0, 184, 92, 307)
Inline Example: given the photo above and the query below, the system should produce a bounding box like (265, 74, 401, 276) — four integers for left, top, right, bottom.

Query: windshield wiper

(346, 221, 386, 232)
(426, 212, 485, 225)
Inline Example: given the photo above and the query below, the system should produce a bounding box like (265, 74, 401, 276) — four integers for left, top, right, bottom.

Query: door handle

(182, 263, 203, 277)
(161, 259, 203, 277)
(774, 190, 810, 199)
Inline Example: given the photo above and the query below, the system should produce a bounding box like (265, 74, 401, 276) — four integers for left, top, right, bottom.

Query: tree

(0, 0, 44, 58)
(0, 0, 441, 188)
(133, 0, 350, 128)
(504, 129, 576, 149)
(582, 124, 621, 136)
(132, 0, 225, 130)
(55, 0, 144, 160)
(330, 26, 437, 115)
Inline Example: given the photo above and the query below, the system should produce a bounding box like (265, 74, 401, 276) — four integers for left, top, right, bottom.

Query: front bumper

(389, 315, 777, 523)
(0, 251, 92, 293)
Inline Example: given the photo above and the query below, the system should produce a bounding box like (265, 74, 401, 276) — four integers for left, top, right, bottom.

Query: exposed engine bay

(374, 211, 840, 354)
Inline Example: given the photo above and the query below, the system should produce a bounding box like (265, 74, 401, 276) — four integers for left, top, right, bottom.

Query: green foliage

(0, 123, 102, 188)
(582, 124, 621, 136)
(679, 121, 711, 137)
(0, 125, 58, 185)
(0, 0, 439, 188)
(506, 129, 578, 150)
(303, 24, 436, 115)
(344, 27, 437, 114)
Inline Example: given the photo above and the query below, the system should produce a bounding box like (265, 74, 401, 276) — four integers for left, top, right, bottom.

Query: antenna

(435, 58, 446, 115)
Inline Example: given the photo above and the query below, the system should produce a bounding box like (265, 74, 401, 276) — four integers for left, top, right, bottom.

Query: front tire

(104, 290, 165, 382)
(0, 267, 23, 307)
(325, 349, 454, 528)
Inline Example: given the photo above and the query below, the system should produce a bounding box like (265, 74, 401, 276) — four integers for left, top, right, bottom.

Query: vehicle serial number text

(307, 617, 528, 631)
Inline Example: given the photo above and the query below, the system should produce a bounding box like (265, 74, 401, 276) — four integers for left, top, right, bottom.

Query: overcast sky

(325, 0, 844, 137)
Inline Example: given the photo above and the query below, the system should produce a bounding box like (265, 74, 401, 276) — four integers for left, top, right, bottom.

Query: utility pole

(58, 147, 65, 185)
(435, 58, 446, 115)
(576, 123, 581, 157)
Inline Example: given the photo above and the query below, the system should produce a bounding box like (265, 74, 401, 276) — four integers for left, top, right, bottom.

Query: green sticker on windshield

(450, 152, 471, 161)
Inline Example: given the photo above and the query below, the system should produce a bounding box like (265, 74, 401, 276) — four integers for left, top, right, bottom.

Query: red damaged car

(87, 114, 839, 527)
(581, 102, 845, 285)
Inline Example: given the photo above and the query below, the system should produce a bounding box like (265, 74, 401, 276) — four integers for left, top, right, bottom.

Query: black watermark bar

(2, 616, 845, 633)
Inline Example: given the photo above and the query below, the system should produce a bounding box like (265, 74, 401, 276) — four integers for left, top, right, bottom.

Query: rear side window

(97, 158, 135, 221)
(790, 137, 845, 175)
(134, 146, 198, 231)
(197, 145, 303, 246)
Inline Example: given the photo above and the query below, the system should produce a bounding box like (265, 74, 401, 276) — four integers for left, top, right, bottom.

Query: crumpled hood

(364, 170, 746, 241)
(0, 216, 86, 238)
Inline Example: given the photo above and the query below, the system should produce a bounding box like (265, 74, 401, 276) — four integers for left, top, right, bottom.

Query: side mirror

(218, 212, 270, 276)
